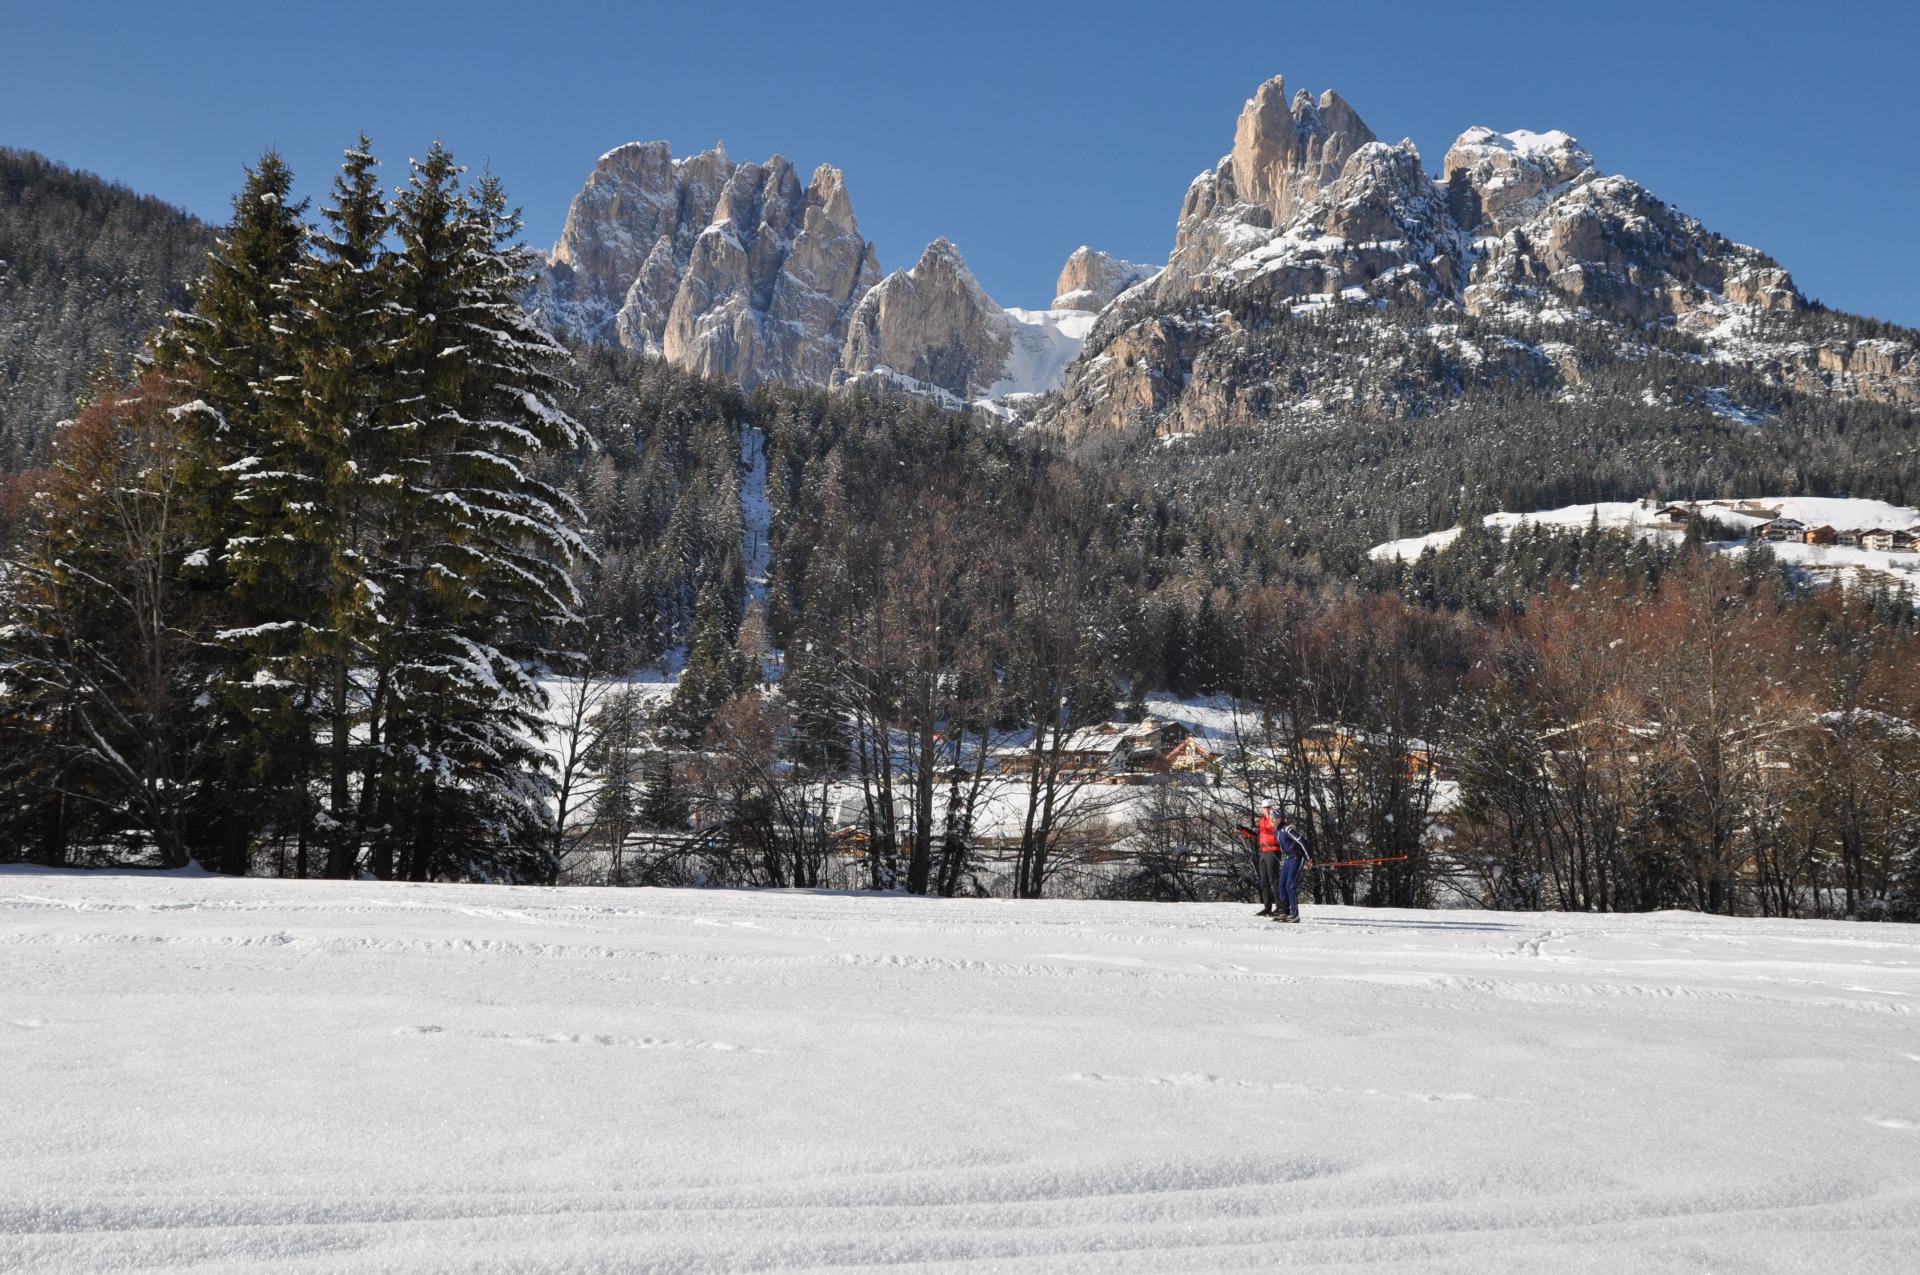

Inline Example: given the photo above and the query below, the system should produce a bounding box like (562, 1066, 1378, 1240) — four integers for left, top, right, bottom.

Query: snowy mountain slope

(985, 306, 1098, 406)
(5, 870, 1919, 1273)
(1370, 497, 1920, 597)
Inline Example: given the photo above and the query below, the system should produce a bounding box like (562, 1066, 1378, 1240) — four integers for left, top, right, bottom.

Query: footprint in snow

(394, 1025, 445, 1035)
(485, 1031, 754, 1051)
(8, 1019, 46, 1030)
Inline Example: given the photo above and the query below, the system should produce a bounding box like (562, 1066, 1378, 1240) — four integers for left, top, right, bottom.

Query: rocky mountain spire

(838, 238, 1014, 401)
(1227, 77, 1375, 225)
(536, 143, 880, 389)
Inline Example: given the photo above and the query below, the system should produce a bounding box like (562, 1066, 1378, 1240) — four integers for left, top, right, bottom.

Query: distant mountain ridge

(5, 77, 1916, 544)
(1043, 75, 1917, 440)
(537, 76, 1916, 467)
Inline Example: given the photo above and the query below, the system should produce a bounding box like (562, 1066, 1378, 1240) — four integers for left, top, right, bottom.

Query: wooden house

(1166, 738, 1218, 774)
(1803, 525, 1837, 546)
(1861, 527, 1919, 553)
(998, 717, 1191, 777)
(1755, 517, 1807, 542)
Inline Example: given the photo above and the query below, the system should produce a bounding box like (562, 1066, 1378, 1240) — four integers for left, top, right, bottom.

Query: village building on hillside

(994, 718, 1191, 779)
(1862, 527, 1920, 553)
(1166, 738, 1218, 775)
(1753, 517, 1808, 542)
(1803, 525, 1838, 546)
(1217, 727, 1453, 783)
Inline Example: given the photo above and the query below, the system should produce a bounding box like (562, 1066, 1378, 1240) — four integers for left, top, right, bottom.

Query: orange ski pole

(1307, 855, 1410, 869)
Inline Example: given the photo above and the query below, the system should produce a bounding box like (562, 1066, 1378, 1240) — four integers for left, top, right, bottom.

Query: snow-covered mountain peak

(1443, 126, 1596, 232)
(1053, 247, 1157, 312)
(1044, 72, 1916, 440)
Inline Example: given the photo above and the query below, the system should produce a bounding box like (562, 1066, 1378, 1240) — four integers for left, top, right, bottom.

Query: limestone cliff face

(1225, 78, 1374, 226)
(537, 143, 878, 389)
(1052, 247, 1156, 312)
(538, 86, 1914, 427)
(838, 239, 1014, 401)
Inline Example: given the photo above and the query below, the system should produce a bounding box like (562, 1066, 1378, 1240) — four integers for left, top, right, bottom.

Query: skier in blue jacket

(1258, 805, 1312, 922)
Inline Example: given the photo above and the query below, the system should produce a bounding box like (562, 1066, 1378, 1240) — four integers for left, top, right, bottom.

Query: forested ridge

(1085, 296, 1920, 569)
(0, 148, 215, 471)
(0, 145, 1915, 918)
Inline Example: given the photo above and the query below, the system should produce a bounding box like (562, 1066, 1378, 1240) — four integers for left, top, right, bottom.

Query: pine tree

(362, 145, 589, 881)
(667, 576, 741, 741)
(734, 598, 768, 689)
(154, 150, 311, 874)
(783, 629, 849, 772)
(583, 686, 648, 876)
(639, 748, 686, 831)
(295, 138, 397, 878)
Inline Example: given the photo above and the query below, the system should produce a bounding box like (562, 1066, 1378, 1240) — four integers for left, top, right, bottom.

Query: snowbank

(3, 873, 1916, 1271)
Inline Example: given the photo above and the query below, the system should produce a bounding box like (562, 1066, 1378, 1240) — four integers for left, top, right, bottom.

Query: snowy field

(4, 871, 1918, 1272)
(1369, 497, 1920, 600)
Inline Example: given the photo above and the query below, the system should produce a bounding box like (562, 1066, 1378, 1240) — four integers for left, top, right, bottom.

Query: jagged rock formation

(536, 142, 879, 389)
(838, 238, 1014, 401)
(837, 239, 1103, 413)
(540, 145, 1090, 407)
(1052, 248, 1156, 312)
(537, 88, 1915, 435)
(1046, 75, 1917, 440)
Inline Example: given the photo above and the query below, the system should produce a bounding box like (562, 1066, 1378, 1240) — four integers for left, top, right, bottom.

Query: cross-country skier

(1244, 812, 1279, 916)
(1258, 804, 1311, 922)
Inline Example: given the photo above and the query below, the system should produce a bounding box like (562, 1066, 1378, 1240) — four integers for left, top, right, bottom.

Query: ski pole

(1308, 855, 1410, 869)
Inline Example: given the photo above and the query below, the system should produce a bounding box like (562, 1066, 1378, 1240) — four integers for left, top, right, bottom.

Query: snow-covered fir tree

(153, 151, 313, 873)
(356, 145, 590, 881)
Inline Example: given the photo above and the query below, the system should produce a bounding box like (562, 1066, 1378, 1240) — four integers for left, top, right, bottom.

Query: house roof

(994, 717, 1183, 757)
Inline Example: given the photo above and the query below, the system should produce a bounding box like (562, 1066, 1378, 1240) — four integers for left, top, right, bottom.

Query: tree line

(0, 141, 586, 880)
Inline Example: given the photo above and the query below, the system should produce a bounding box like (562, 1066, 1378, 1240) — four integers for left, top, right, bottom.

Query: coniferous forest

(0, 145, 1915, 918)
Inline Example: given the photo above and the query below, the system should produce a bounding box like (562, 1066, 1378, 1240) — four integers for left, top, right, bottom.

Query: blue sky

(6, 0, 1917, 324)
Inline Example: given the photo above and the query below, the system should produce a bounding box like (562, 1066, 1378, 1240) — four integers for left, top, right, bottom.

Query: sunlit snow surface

(4, 870, 1918, 1272)
(1370, 498, 1920, 602)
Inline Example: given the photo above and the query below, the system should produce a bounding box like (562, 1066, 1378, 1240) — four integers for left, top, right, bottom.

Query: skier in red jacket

(1249, 805, 1282, 915)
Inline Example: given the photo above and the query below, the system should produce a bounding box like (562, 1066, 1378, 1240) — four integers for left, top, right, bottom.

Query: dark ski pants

(1279, 855, 1304, 919)
(1256, 852, 1281, 910)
